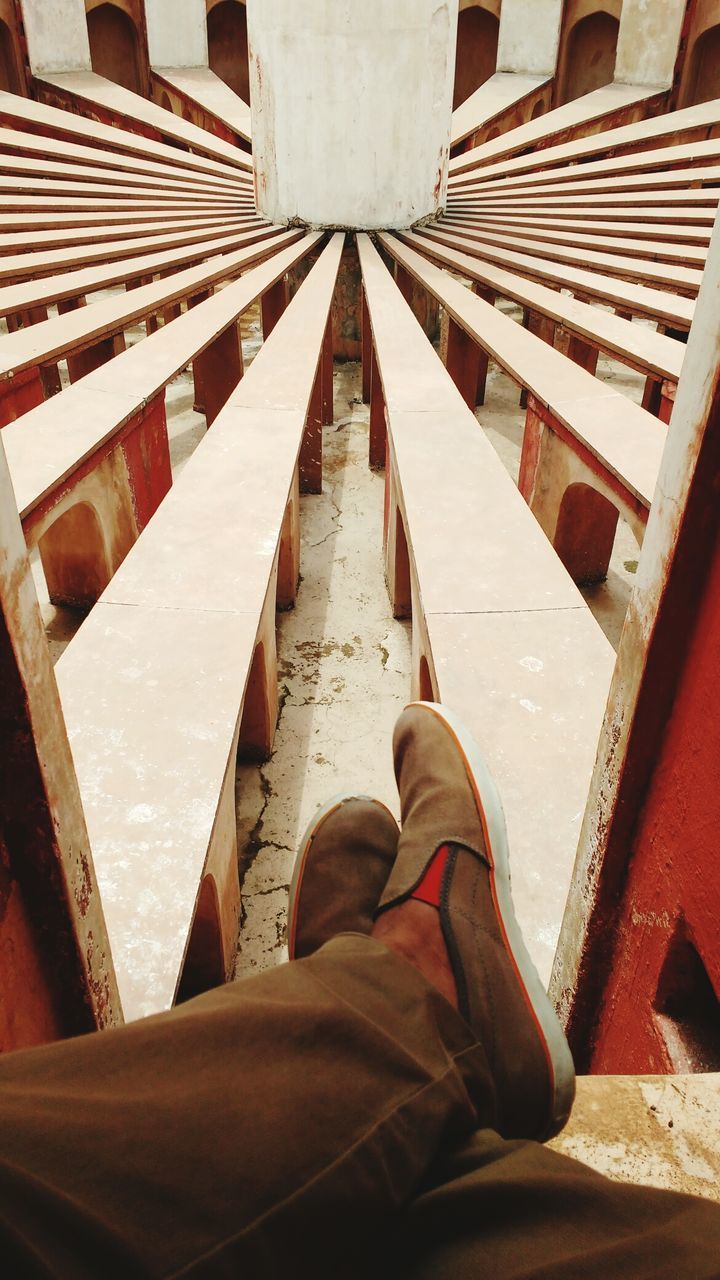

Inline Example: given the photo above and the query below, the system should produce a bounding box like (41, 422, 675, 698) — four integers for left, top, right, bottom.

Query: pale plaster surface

(496, 0, 563, 76)
(19, 0, 91, 75)
(615, 0, 687, 89)
(448, 100, 720, 189)
(42, 70, 248, 172)
(429, 608, 615, 985)
(455, 82, 659, 170)
(56, 600, 257, 1022)
(28, 303, 257, 659)
(402, 229, 686, 380)
(247, 0, 459, 229)
(145, 0, 208, 69)
(43, 231, 343, 1022)
(451, 71, 549, 147)
(389, 405, 586, 615)
(384, 234, 665, 512)
(479, 301, 647, 651)
(156, 68, 251, 141)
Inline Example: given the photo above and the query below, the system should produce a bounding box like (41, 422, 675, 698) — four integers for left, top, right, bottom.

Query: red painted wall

(590, 528, 720, 1073)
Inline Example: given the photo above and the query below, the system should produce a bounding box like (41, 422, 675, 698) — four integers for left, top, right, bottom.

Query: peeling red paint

(75, 852, 92, 917)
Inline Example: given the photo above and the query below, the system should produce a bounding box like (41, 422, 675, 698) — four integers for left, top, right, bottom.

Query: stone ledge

(550, 1074, 720, 1202)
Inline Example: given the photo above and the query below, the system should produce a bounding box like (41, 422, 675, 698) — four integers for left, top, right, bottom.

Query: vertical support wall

(614, 0, 686, 87)
(0, 435, 122, 1050)
(19, 0, 91, 74)
(145, 0, 208, 68)
(248, 0, 459, 229)
(496, 0, 563, 75)
(552, 209, 720, 1074)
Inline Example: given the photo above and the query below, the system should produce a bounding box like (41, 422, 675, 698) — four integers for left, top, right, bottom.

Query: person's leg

(0, 802, 495, 1280)
(386, 1129, 720, 1280)
(3, 709, 719, 1280)
(287, 792, 399, 957)
(372, 702, 720, 1277)
(373, 701, 575, 1142)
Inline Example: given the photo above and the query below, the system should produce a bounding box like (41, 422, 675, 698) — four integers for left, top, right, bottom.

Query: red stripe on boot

(410, 844, 452, 908)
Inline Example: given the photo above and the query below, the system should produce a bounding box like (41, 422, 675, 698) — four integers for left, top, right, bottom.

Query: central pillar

(247, 0, 459, 229)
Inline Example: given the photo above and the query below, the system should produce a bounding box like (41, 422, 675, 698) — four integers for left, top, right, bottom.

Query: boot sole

(409, 701, 576, 1140)
(288, 793, 398, 960)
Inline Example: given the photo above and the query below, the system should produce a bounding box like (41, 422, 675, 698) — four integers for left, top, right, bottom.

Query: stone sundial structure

(1, 0, 720, 1187)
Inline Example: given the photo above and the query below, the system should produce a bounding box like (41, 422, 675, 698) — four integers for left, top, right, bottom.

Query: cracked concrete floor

(231, 327, 646, 980)
(234, 362, 411, 978)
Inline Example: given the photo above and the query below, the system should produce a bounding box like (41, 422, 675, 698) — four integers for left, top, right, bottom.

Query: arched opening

(176, 876, 226, 1003)
(561, 11, 619, 104)
(391, 506, 412, 620)
(553, 482, 620, 585)
(87, 3, 142, 94)
(531, 99, 546, 119)
(0, 19, 20, 94)
(207, 0, 250, 104)
(277, 491, 299, 611)
(159, 91, 174, 114)
(453, 5, 500, 110)
(686, 24, 720, 106)
(238, 640, 274, 760)
(654, 921, 720, 1073)
(37, 502, 112, 608)
(418, 655, 436, 703)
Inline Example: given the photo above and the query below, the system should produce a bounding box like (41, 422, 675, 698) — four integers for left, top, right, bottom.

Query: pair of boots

(288, 700, 575, 1143)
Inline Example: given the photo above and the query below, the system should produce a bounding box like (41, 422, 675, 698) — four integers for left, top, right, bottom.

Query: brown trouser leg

(385, 1130, 720, 1279)
(0, 935, 719, 1279)
(0, 936, 492, 1279)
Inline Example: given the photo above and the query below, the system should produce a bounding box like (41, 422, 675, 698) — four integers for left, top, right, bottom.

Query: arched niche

(418, 655, 437, 703)
(86, 1, 143, 94)
(175, 875, 226, 1003)
(683, 24, 720, 106)
(557, 2, 620, 106)
(0, 0, 24, 95)
(37, 501, 112, 609)
(677, 0, 720, 108)
(237, 639, 274, 761)
(0, 17, 19, 93)
(554, 482, 620, 586)
(453, 1, 500, 110)
(207, 0, 250, 104)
